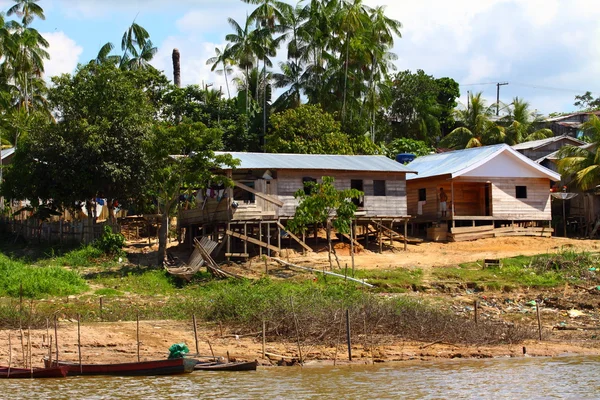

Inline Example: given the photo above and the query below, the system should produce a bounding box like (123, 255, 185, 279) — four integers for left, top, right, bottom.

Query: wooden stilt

(277, 219, 281, 251)
(243, 223, 248, 255)
(259, 221, 263, 256)
(404, 219, 408, 251)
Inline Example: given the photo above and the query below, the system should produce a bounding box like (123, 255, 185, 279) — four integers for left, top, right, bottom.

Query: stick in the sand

(290, 297, 303, 364)
(19, 328, 25, 369)
(192, 314, 199, 355)
(100, 297, 103, 322)
(136, 313, 140, 362)
(54, 315, 59, 363)
(49, 335, 53, 365)
(262, 319, 266, 359)
(346, 309, 352, 361)
(474, 300, 478, 325)
(536, 300, 542, 341)
(8, 334, 12, 377)
(207, 339, 215, 359)
(46, 318, 49, 347)
(28, 324, 32, 374)
(77, 314, 82, 374)
(333, 308, 344, 366)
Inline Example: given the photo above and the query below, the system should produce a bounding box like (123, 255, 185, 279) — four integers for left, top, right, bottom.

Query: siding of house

(276, 170, 408, 218)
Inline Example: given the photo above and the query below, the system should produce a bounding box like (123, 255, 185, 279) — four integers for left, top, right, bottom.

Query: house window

(373, 180, 386, 196)
(351, 179, 364, 207)
(302, 177, 317, 195)
(418, 188, 426, 202)
(516, 186, 527, 199)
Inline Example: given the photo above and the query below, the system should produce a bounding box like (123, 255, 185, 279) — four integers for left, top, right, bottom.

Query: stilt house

(178, 152, 416, 258)
(406, 144, 561, 241)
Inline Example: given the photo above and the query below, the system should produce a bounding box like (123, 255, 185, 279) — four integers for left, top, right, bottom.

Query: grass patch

(345, 268, 423, 292)
(94, 288, 123, 297)
(0, 253, 88, 298)
(433, 250, 599, 290)
(92, 269, 179, 295)
(37, 245, 120, 269)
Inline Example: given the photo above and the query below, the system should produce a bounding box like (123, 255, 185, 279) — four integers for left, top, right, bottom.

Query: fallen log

(271, 258, 374, 287)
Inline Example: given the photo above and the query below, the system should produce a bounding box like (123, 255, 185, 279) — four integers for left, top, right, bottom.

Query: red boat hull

(44, 358, 197, 376)
(0, 366, 68, 379)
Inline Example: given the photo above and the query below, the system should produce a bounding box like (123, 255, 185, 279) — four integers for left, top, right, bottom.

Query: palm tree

(440, 92, 505, 149)
(557, 115, 600, 191)
(93, 21, 156, 70)
(501, 97, 552, 145)
(272, 60, 302, 111)
(7, 0, 45, 28)
(225, 16, 257, 116)
(206, 44, 234, 99)
(337, 0, 369, 122)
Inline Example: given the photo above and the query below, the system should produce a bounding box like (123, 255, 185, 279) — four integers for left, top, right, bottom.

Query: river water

(4, 356, 599, 399)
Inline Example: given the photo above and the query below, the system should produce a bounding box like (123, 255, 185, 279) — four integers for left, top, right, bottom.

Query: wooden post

(346, 309, 352, 361)
(77, 314, 82, 374)
(474, 300, 478, 324)
(226, 222, 231, 263)
(403, 219, 408, 251)
(290, 297, 303, 364)
(277, 219, 281, 251)
(192, 314, 199, 355)
(136, 313, 140, 362)
(259, 221, 263, 256)
(8, 334, 11, 377)
(54, 315, 59, 363)
(262, 319, 266, 359)
(378, 219, 383, 253)
(244, 223, 248, 255)
(389, 220, 394, 246)
(48, 335, 53, 365)
(267, 222, 272, 257)
(28, 324, 32, 373)
(100, 297, 103, 321)
(350, 220, 355, 276)
(536, 300, 542, 341)
(302, 232, 306, 256)
(207, 339, 215, 359)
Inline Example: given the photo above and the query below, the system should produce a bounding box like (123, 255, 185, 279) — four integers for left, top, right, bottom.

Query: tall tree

(440, 92, 504, 149)
(206, 44, 234, 99)
(557, 115, 600, 191)
(500, 97, 552, 145)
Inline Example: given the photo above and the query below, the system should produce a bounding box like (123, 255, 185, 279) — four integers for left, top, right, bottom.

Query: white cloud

(43, 31, 83, 79)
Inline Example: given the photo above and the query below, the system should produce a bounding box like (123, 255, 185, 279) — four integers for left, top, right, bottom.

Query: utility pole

(496, 82, 508, 116)
(467, 90, 470, 111)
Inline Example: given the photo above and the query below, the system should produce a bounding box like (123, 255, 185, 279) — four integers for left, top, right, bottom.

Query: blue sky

(11, 0, 600, 116)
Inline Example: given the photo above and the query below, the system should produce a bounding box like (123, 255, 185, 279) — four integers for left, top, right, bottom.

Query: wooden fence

(0, 217, 120, 245)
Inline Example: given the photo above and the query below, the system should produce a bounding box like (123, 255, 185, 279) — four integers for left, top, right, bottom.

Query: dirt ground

(2, 236, 600, 368)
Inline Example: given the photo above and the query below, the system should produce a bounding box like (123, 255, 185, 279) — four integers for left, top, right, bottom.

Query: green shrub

(94, 225, 125, 255)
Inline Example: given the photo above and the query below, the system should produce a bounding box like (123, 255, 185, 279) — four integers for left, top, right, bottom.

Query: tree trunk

(327, 219, 333, 271)
(172, 49, 181, 87)
(157, 202, 171, 266)
(224, 61, 231, 99)
(342, 34, 350, 122)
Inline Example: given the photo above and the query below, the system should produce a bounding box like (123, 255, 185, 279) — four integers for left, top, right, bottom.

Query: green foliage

(0, 254, 87, 298)
(388, 70, 459, 143)
(350, 268, 423, 293)
(266, 105, 376, 154)
(38, 245, 109, 269)
(93, 225, 125, 256)
(384, 138, 433, 159)
(94, 288, 123, 297)
(287, 176, 362, 235)
(2, 63, 166, 210)
(557, 114, 600, 191)
(574, 91, 600, 111)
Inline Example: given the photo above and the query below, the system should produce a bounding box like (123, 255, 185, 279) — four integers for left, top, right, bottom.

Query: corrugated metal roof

(1, 147, 15, 161)
(407, 144, 561, 181)
(215, 152, 417, 173)
(512, 135, 584, 150)
(407, 145, 504, 180)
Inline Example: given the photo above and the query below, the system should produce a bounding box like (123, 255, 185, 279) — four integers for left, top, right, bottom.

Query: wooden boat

(44, 357, 197, 376)
(194, 360, 257, 371)
(0, 366, 68, 379)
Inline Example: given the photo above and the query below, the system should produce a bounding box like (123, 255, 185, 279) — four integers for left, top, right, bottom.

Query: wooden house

(406, 144, 561, 241)
(512, 135, 586, 171)
(178, 152, 416, 257)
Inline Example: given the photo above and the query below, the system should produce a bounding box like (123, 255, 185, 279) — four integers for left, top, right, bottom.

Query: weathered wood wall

(408, 176, 552, 220)
(275, 170, 408, 218)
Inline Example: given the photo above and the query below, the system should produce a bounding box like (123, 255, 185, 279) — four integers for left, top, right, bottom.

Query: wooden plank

(448, 232, 495, 242)
(450, 225, 494, 234)
(368, 219, 423, 244)
(234, 181, 284, 207)
(226, 229, 280, 253)
(272, 258, 373, 287)
(225, 253, 249, 258)
(276, 222, 312, 252)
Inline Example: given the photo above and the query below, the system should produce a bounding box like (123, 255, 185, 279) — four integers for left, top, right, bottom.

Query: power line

(510, 82, 588, 94)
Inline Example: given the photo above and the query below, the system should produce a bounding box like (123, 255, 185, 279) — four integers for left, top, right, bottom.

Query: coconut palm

(557, 115, 600, 191)
(440, 92, 505, 149)
(272, 60, 303, 111)
(93, 22, 156, 70)
(225, 16, 257, 116)
(7, 0, 45, 28)
(206, 44, 234, 99)
(501, 97, 553, 145)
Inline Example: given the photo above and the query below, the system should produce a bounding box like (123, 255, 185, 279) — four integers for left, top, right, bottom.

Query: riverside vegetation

(2, 233, 600, 354)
